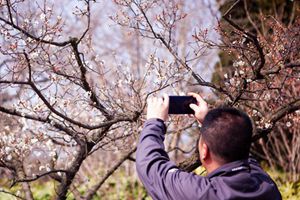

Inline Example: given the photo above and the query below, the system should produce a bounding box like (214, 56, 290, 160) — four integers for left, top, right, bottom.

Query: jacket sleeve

(136, 118, 209, 200)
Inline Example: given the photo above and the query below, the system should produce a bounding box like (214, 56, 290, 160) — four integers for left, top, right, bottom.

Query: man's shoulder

(208, 159, 282, 200)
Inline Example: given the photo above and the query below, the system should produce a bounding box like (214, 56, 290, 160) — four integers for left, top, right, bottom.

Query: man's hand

(146, 94, 169, 121)
(188, 92, 208, 124)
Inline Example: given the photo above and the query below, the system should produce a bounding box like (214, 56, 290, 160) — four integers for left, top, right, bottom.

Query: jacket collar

(207, 158, 250, 179)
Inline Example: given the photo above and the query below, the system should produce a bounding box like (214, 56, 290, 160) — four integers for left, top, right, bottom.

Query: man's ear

(198, 137, 209, 161)
(201, 143, 208, 160)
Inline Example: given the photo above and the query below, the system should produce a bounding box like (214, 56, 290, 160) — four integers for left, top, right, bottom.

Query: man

(136, 93, 282, 200)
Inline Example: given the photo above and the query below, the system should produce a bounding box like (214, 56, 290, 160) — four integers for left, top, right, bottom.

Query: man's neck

(204, 157, 226, 174)
(205, 162, 222, 174)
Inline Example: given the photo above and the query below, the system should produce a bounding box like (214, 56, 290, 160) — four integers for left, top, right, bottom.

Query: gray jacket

(136, 118, 282, 200)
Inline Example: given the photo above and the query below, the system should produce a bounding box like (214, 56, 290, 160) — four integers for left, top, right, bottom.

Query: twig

(11, 170, 68, 187)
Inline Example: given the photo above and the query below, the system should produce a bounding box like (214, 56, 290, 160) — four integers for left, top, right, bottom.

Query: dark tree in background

(215, 0, 300, 182)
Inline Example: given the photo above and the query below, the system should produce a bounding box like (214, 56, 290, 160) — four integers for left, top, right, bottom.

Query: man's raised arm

(136, 94, 209, 200)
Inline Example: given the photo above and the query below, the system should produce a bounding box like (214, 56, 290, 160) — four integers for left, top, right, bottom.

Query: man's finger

(188, 92, 206, 105)
(189, 103, 200, 112)
(162, 94, 169, 107)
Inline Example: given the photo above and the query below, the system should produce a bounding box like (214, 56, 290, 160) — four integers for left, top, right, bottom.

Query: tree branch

(252, 98, 300, 141)
(0, 16, 71, 47)
(77, 0, 91, 44)
(11, 169, 68, 187)
(70, 39, 111, 119)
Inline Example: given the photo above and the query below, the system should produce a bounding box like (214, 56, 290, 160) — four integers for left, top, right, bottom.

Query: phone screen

(168, 96, 197, 114)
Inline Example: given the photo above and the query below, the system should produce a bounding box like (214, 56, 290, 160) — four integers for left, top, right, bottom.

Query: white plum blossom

(46, 166, 51, 172)
(49, 151, 56, 157)
(40, 13, 46, 21)
(233, 60, 245, 67)
(44, 35, 53, 41)
(7, 154, 12, 161)
(264, 122, 272, 129)
(39, 165, 45, 171)
(18, 39, 26, 46)
(72, 150, 78, 156)
(34, 151, 42, 157)
(29, 52, 39, 59)
(31, 138, 38, 144)
(84, 91, 92, 98)
(46, 140, 53, 148)
(16, 191, 21, 196)
(265, 93, 271, 100)
(26, 37, 33, 43)
(63, 135, 71, 142)
(234, 70, 239, 76)
(94, 54, 101, 62)
(5, 146, 12, 154)
(237, 61, 245, 66)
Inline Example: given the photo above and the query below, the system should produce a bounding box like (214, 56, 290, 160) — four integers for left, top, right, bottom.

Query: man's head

(198, 107, 253, 168)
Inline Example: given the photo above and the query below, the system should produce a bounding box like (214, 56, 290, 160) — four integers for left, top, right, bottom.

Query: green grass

(264, 167, 300, 200)
(0, 166, 299, 199)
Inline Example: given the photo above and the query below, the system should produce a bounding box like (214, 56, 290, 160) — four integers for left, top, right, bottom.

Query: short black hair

(200, 107, 253, 163)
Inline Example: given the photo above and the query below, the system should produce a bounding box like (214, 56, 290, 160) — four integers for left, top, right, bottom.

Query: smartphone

(168, 96, 197, 114)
